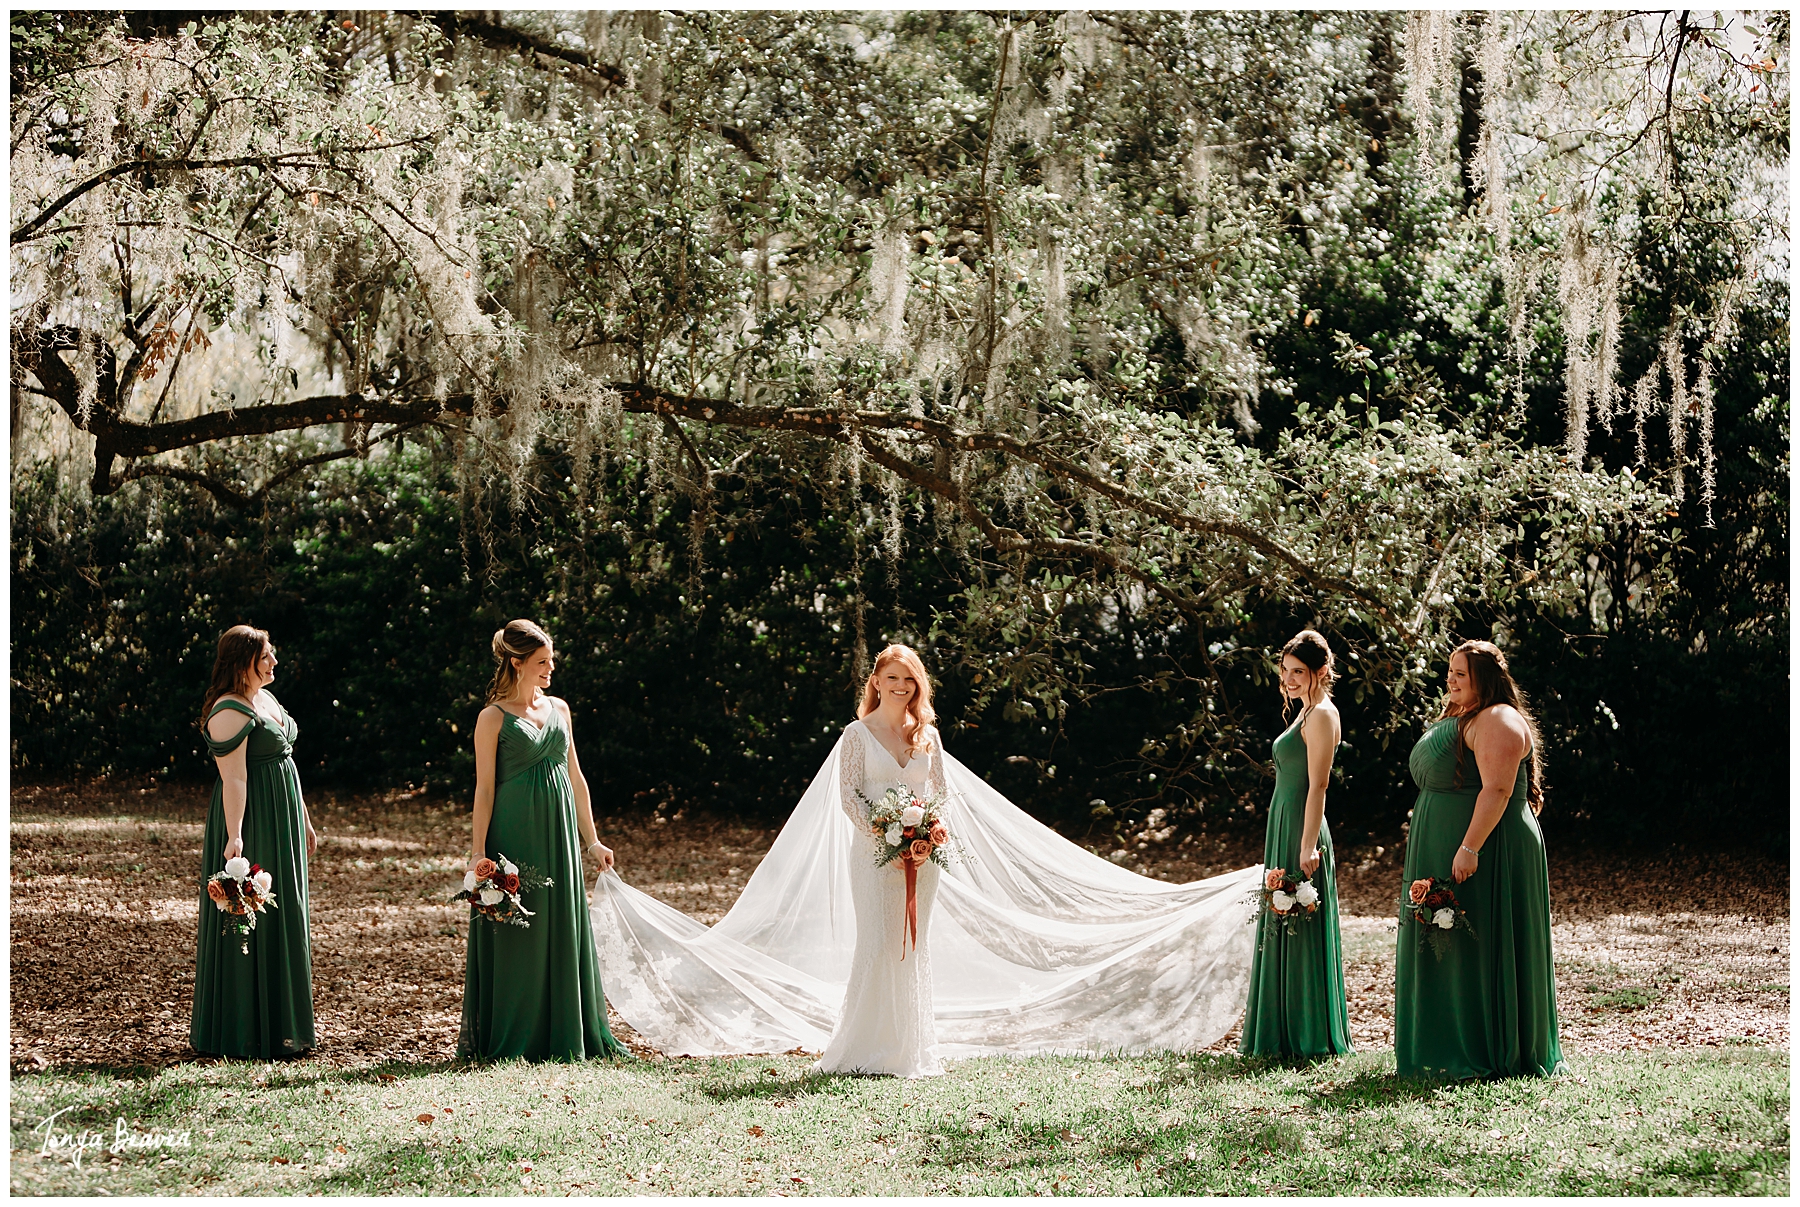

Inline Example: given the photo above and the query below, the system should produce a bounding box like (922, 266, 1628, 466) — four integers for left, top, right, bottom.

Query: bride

(817, 644, 947, 1077)
(591, 644, 1262, 1063)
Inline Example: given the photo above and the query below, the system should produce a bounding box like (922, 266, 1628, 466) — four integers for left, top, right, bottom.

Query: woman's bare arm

(470, 706, 502, 869)
(559, 699, 614, 872)
(1451, 705, 1530, 884)
(1297, 704, 1340, 877)
(207, 702, 254, 862)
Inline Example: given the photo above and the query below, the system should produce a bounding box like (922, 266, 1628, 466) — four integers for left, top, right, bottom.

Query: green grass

(9, 1048, 1787, 1196)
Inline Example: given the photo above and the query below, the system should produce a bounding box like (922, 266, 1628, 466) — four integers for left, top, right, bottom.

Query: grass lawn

(9, 1046, 1788, 1196)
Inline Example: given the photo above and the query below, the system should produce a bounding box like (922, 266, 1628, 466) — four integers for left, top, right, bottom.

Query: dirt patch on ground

(9, 781, 1788, 1072)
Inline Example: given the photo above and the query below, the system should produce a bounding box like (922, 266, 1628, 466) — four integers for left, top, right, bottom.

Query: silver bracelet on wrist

(1459, 843, 1478, 856)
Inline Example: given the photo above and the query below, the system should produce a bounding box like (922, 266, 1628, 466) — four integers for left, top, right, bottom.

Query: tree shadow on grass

(1304, 1065, 1456, 1110)
(696, 1066, 854, 1104)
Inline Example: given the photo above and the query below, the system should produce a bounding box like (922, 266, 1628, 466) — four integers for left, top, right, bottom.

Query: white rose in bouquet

(463, 870, 478, 893)
(1432, 908, 1456, 930)
(224, 856, 251, 880)
(1271, 890, 1295, 912)
(900, 805, 925, 828)
(501, 859, 518, 876)
(1294, 881, 1319, 908)
(479, 888, 505, 906)
(885, 823, 904, 847)
(252, 870, 273, 894)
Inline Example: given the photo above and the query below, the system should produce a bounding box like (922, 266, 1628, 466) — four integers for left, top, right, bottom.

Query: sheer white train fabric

(590, 731, 1261, 1058)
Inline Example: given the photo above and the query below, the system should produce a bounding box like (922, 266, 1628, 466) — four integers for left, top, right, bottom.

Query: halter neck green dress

(1394, 715, 1566, 1080)
(191, 697, 315, 1058)
(458, 706, 628, 1062)
(1240, 709, 1352, 1058)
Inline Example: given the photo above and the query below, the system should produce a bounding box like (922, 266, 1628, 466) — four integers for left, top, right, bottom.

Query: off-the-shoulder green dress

(191, 697, 315, 1058)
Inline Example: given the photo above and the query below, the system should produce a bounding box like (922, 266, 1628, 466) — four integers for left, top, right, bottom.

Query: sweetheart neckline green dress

(1394, 716, 1566, 1080)
(1239, 711, 1352, 1058)
(191, 697, 315, 1058)
(457, 708, 628, 1062)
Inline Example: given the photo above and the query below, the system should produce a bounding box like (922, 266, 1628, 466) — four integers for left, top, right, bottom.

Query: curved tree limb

(18, 328, 1375, 606)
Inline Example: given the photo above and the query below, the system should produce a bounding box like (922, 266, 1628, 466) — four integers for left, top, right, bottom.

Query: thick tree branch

(10, 142, 431, 245)
(406, 11, 627, 87)
(19, 332, 1376, 605)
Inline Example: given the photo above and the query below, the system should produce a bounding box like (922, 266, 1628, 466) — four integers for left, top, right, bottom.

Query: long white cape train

(590, 734, 1261, 1057)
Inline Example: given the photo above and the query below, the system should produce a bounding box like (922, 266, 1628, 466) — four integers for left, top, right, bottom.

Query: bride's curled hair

(488, 619, 552, 704)
(857, 644, 937, 754)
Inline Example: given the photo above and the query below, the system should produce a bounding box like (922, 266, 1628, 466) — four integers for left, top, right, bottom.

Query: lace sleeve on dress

(838, 722, 867, 826)
(925, 727, 947, 799)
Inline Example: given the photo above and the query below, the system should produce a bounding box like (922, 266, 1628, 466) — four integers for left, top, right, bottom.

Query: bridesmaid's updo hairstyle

(1441, 639, 1546, 816)
(857, 644, 937, 755)
(487, 619, 553, 704)
(200, 624, 271, 725)
(1279, 629, 1335, 722)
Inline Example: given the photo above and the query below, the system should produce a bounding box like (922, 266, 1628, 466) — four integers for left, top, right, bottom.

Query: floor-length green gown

(191, 698, 315, 1058)
(1394, 716, 1566, 1080)
(1240, 711, 1352, 1058)
(457, 707, 628, 1062)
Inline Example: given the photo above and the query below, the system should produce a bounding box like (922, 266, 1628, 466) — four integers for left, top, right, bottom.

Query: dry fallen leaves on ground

(9, 780, 1787, 1073)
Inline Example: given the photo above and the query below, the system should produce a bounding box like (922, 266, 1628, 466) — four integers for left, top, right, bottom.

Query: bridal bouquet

(453, 855, 552, 928)
(858, 786, 960, 960)
(207, 856, 278, 955)
(1401, 876, 1476, 960)
(859, 786, 958, 870)
(1252, 866, 1321, 938)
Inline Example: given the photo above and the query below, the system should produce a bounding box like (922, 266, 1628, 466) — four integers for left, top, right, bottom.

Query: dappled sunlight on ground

(9, 780, 1787, 1074)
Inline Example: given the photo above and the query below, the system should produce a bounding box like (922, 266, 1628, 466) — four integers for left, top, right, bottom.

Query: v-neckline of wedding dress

(856, 717, 916, 772)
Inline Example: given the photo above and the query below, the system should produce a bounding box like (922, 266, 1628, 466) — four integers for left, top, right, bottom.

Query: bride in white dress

(590, 645, 1263, 1062)
(816, 646, 946, 1077)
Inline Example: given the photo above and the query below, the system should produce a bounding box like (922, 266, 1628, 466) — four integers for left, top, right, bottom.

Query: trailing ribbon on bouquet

(900, 849, 921, 960)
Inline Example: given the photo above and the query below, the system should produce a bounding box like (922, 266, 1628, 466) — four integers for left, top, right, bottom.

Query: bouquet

(858, 786, 961, 959)
(1251, 866, 1321, 939)
(453, 854, 553, 928)
(859, 786, 958, 871)
(207, 856, 278, 955)
(1400, 876, 1476, 960)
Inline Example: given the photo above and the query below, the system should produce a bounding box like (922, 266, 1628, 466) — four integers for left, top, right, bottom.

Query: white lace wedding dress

(590, 723, 1261, 1061)
(814, 719, 945, 1077)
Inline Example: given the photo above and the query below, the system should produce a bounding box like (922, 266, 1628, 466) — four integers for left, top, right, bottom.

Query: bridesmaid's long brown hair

(1440, 639, 1546, 816)
(200, 624, 270, 724)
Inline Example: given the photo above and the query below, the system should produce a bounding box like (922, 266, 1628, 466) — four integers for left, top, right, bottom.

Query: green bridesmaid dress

(1240, 710, 1352, 1058)
(191, 698, 315, 1058)
(457, 707, 628, 1062)
(1394, 716, 1566, 1080)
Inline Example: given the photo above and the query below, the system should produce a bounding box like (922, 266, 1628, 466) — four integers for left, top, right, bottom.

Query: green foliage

(7, 11, 1787, 840)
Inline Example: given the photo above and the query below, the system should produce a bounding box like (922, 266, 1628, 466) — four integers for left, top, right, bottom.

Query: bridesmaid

(191, 625, 317, 1058)
(1394, 640, 1566, 1080)
(1240, 630, 1352, 1058)
(457, 619, 629, 1062)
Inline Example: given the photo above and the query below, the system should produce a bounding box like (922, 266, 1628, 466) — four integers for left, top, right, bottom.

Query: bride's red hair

(857, 644, 937, 754)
